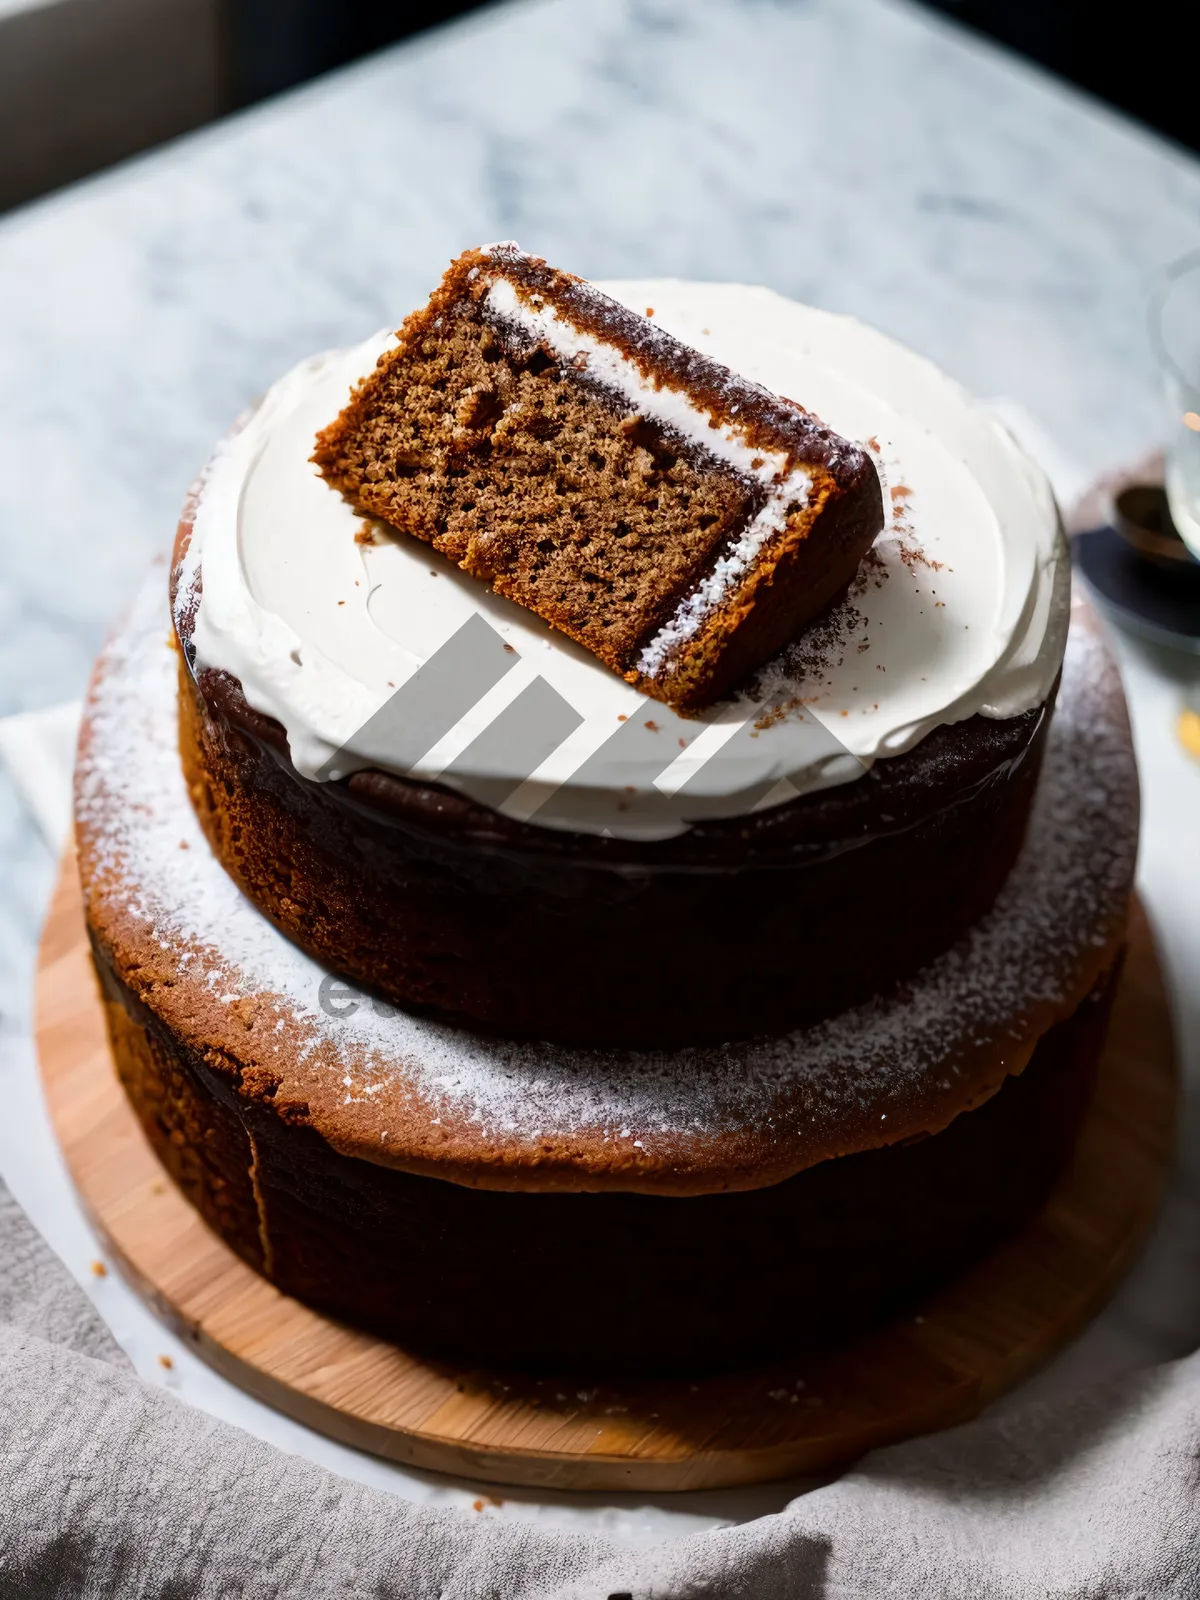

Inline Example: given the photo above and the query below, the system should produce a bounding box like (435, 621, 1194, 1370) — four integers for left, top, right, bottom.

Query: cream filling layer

(482, 274, 816, 680)
(183, 281, 1068, 842)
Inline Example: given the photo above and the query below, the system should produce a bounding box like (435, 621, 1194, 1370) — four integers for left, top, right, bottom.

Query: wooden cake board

(36, 852, 1177, 1493)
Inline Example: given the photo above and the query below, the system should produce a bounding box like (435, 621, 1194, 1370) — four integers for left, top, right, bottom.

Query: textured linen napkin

(0, 699, 81, 850)
(2, 1174, 1198, 1599)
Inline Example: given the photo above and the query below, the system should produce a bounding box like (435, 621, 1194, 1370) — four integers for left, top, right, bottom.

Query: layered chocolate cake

(76, 253, 1138, 1377)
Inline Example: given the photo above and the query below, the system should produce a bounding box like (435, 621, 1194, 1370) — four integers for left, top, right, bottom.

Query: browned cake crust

(95, 929, 1116, 1375)
(312, 246, 884, 709)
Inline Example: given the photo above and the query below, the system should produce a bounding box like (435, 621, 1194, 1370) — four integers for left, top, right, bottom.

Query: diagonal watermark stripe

(527, 694, 861, 831)
(673, 701, 861, 809)
(317, 613, 518, 780)
(440, 675, 585, 811)
(524, 694, 694, 832)
(318, 606, 860, 833)
(563, 699, 699, 787)
(524, 699, 702, 831)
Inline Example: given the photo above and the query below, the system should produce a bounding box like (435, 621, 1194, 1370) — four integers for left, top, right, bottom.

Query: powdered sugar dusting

(77, 569, 1136, 1173)
(635, 490, 806, 679)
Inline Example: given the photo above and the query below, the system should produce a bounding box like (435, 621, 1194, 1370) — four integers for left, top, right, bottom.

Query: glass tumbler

(1150, 248, 1200, 560)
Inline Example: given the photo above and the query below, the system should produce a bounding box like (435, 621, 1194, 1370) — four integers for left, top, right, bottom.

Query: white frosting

(183, 280, 1068, 841)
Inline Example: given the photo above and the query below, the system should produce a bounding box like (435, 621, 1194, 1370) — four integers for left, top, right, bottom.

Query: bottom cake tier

(96, 953, 1116, 1374)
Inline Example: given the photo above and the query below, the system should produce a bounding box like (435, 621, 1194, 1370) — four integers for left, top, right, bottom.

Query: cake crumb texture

(312, 247, 883, 708)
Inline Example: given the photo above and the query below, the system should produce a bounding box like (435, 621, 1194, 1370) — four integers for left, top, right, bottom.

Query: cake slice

(313, 245, 884, 710)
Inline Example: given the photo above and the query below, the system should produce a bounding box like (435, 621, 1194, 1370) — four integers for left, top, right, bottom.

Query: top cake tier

(179, 265, 1068, 846)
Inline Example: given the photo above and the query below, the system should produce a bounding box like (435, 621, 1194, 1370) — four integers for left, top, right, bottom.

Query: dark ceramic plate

(1074, 523, 1200, 655)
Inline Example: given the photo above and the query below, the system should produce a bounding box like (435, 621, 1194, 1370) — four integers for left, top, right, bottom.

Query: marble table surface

(2, 0, 1199, 1545)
